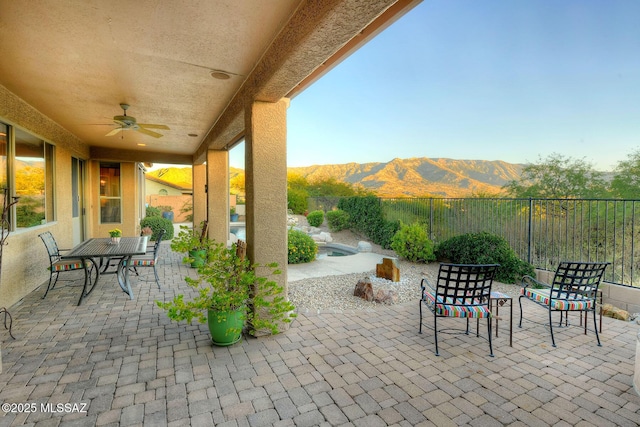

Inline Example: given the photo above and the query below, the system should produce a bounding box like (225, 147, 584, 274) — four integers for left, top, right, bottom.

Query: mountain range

(147, 157, 526, 198)
(288, 157, 524, 197)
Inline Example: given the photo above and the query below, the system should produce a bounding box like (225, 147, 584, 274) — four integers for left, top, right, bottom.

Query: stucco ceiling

(0, 0, 420, 164)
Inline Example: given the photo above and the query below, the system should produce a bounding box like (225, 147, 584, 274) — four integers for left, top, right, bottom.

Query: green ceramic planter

(207, 307, 244, 346)
(188, 249, 207, 268)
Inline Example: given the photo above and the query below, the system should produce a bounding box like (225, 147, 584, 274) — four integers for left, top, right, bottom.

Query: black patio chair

(38, 231, 96, 299)
(419, 263, 500, 357)
(122, 228, 166, 289)
(518, 261, 610, 347)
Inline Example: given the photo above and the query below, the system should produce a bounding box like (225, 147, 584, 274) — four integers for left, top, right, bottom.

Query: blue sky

(229, 1, 640, 171)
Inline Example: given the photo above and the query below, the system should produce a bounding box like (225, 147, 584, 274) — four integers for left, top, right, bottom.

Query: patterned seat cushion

(520, 288, 593, 311)
(51, 258, 88, 272)
(123, 256, 156, 267)
(423, 291, 491, 318)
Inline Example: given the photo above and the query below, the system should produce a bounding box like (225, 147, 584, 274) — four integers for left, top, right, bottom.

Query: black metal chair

(519, 261, 610, 347)
(122, 229, 166, 289)
(419, 263, 500, 357)
(38, 231, 96, 299)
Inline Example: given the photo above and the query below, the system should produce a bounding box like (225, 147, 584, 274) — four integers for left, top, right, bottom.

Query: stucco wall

(0, 84, 89, 307)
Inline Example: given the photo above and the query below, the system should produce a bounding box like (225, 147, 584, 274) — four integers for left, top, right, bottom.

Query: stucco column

(206, 150, 230, 244)
(245, 99, 289, 294)
(192, 163, 207, 228)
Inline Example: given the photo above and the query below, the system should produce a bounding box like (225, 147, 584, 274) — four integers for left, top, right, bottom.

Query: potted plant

(157, 239, 296, 345)
(108, 228, 122, 244)
(171, 222, 209, 267)
(230, 206, 239, 222)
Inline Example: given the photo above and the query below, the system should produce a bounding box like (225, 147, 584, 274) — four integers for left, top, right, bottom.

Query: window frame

(99, 162, 122, 224)
(1, 123, 55, 231)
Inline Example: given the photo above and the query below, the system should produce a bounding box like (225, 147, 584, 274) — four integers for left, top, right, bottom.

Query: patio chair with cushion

(122, 228, 166, 289)
(38, 231, 96, 299)
(518, 261, 610, 347)
(419, 263, 500, 357)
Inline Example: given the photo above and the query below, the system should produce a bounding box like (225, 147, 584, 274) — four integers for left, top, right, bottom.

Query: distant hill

(147, 158, 525, 198)
(289, 157, 525, 197)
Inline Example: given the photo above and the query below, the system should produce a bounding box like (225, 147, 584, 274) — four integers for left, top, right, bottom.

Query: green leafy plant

(391, 222, 436, 263)
(338, 195, 399, 249)
(326, 209, 349, 232)
(108, 228, 122, 237)
(435, 232, 534, 283)
(171, 222, 209, 254)
(306, 210, 324, 227)
(146, 206, 162, 217)
(288, 228, 317, 264)
(157, 240, 296, 336)
(140, 216, 174, 240)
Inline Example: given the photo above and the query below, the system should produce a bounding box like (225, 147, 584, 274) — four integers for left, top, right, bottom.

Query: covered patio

(0, 244, 638, 426)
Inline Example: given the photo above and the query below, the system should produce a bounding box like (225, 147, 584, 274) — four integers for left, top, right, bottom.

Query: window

(3, 126, 55, 229)
(100, 163, 121, 223)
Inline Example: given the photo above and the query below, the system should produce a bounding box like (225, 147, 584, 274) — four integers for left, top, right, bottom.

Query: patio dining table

(61, 236, 149, 304)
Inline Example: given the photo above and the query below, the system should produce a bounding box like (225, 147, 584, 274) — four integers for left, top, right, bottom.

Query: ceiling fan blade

(105, 127, 122, 137)
(138, 123, 170, 130)
(136, 127, 163, 138)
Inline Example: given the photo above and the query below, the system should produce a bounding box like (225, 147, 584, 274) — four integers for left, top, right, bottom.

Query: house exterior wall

(146, 179, 185, 196)
(89, 161, 141, 239)
(0, 84, 89, 307)
(0, 84, 146, 308)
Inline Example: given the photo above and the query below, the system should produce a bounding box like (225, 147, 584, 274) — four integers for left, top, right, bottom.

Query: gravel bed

(288, 255, 520, 314)
(288, 215, 520, 313)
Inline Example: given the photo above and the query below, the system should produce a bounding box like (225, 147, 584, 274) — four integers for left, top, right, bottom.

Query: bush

(288, 229, 317, 264)
(140, 216, 174, 240)
(287, 187, 308, 214)
(326, 209, 349, 232)
(435, 232, 534, 283)
(391, 223, 436, 263)
(338, 195, 399, 249)
(146, 206, 162, 217)
(306, 210, 324, 227)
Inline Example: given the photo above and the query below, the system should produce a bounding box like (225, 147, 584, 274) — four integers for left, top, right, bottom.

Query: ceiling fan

(106, 103, 170, 138)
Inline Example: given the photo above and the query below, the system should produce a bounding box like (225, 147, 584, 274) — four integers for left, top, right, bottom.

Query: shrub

(326, 209, 349, 232)
(306, 210, 324, 227)
(435, 232, 534, 283)
(288, 229, 317, 264)
(140, 216, 174, 240)
(338, 195, 399, 249)
(391, 222, 436, 263)
(287, 187, 308, 214)
(146, 206, 162, 217)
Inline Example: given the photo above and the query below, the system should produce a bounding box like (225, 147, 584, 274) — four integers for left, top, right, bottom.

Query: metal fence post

(527, 197, 533, 265)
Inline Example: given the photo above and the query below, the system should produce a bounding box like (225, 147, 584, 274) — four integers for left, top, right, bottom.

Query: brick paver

(0, 243, 639, 425)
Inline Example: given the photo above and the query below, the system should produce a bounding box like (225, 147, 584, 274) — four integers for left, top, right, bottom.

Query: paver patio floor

(0, 244, 639, 426)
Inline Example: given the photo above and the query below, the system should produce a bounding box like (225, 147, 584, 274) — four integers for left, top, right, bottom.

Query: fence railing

(308, 197, 639, 287)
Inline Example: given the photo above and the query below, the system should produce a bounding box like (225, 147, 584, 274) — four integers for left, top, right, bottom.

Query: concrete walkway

(0, 243, 639, 426)
(287, 252, 387, 281)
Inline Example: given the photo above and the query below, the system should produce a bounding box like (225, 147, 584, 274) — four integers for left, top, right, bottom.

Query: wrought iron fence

(309, 197, 639, 287)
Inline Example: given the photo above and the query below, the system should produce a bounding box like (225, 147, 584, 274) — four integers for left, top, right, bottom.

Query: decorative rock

(354, 278, 374, 301)
(376, 257, 400, 282)
(287, 215, 299, 226)
(319, 232, 333, 243)
(311, 232, 333, 243)
(602, 303, 630, 321)
(374, 289, 398, 305)
(357, 241, 372, 253)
